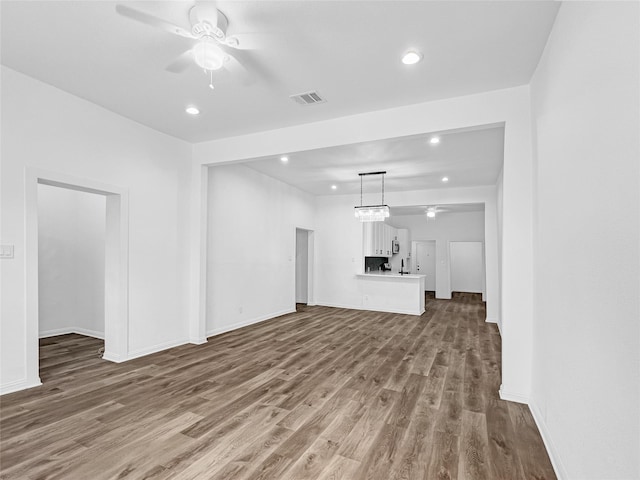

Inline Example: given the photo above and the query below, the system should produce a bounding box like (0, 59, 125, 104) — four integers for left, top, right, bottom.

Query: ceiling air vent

(290, 91, 326, 105)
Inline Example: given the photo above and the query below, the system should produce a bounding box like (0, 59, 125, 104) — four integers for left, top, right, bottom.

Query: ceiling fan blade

(165, 51, 194, 74)
(219, 45, 279, 89)
(222, 33, 271, 51)
(116, 4, 194, 39)
(223, 53, 254, 86)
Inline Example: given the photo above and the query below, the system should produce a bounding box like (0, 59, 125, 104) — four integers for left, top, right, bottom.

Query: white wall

(1, 66, 193, 394)
(530, 2, 640, 479)
(38, 184, 106, 339)
(206, 164, 315, 336)
(315, 194, 365, 309)
(391, 211, 485, 299)
(449, 241, 484, 294)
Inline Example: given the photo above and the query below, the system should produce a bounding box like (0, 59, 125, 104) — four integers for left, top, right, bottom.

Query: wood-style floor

(0, 294, 556, 480)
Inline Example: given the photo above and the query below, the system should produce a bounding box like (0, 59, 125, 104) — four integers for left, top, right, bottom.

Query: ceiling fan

(426, 206, 448, 218)
(116, 1, 254, 89)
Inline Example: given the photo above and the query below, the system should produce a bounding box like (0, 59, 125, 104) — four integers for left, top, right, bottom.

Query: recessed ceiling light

(442, 176, 449, 183)
(280, 156, 289, 163)
(331, 185, 337, 190)
(430, 137, 440, 144)
(185, 106, 200, 115)
(402, 51, 422, 65)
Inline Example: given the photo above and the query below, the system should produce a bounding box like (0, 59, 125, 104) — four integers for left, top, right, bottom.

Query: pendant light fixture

(354, 171, 390, 222)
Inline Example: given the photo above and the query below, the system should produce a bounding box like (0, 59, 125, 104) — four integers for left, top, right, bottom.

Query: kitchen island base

(356, 273, 426, 315)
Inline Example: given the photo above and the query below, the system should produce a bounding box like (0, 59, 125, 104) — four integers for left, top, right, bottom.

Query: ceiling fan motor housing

(191, 21, 224, 40)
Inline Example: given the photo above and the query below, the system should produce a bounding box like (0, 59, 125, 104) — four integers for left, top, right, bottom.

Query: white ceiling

(0, 1, 559, 143)
(241, 123, 505, 196)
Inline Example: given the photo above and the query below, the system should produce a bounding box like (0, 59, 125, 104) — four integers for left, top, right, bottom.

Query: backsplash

(364, 256, 389, 272)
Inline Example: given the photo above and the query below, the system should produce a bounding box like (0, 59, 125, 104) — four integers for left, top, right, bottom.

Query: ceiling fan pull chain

(209, 70, 215, 90)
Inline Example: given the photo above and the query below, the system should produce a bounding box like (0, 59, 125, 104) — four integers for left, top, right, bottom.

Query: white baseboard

(39, 327, 104, 340)
(189, 337, 208, 345)
(485, 315, 498, 324)
(0, 377, 42, 396)
(39, 327, 73, 338)
(315, 302, 424, 316)
(499, 384, 529, 404)
(101, 350, 126, 363)
(126, 338, 190, 361)
(207, 308, 295, 338)
(73, 327, 104, 339)
(529, 400, 567, 480)
(314, 301, 359, 310)
(484, 315, 502, 334)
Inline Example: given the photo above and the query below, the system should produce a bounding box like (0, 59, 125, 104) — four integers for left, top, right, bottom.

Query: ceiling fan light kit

(426, 205, 446, 219)
(354, 171, 391, 223)
(402, 50, 422, 65)
(193, 37, 227, 71)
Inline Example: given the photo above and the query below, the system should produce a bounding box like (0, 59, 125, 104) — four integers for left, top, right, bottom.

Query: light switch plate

(0, 245, 15, 259)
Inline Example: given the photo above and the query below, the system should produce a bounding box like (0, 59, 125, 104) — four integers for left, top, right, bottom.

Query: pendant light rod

(357, 171, 387, 206)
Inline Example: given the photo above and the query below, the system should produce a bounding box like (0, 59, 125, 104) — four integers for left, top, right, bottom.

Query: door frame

(25, 168, 129, 386)
(294, 227, 315, 307)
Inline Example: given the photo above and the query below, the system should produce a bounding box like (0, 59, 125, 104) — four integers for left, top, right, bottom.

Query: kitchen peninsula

(355, 272, 426, 315)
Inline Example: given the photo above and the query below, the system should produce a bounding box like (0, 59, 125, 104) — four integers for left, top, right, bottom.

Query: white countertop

(356, 272, 426, 279)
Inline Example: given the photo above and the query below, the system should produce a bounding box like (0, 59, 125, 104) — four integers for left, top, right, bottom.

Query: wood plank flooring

(0, 293, 556, 480)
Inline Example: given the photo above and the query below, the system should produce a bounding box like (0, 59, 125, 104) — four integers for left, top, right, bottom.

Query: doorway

(24, 169, 129, 388)
(38, 184, 106, 338)
(38, 184, 106, 378)
(295, 228, 314, 309)
(414, 240, 436, 292)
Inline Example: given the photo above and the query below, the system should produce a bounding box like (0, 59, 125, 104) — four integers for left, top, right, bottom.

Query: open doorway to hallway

(24, 170, 130, 388)
(37, 184, 106, 380)
(295, 228, 314, 311)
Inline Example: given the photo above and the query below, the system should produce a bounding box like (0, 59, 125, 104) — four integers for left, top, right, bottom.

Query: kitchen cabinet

(384, 225, 392, 256)
(363, 223, 397, 257)
(363, 223, 376, 256)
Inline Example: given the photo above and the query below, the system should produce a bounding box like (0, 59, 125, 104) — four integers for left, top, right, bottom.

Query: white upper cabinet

(363, 222, 375, 256)
(363, 223, 397, 257)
